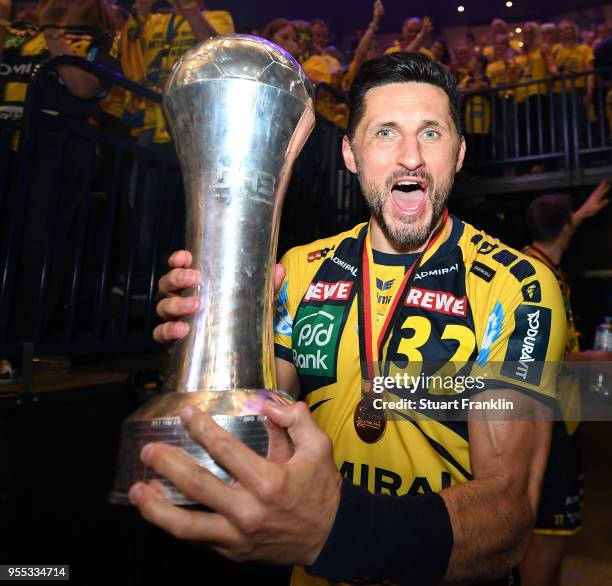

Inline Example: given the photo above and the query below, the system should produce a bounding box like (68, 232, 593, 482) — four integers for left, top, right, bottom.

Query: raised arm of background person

(406, 15, 432, 53)
(440, 390, 552, 583)
(0, 0, 12, 63)
(350, 1, 384, 76)
(172, 0, 219, 42)
(572, 179, 610, 230)
(39, 1, 106, 99)
(43, 31, 103, 98)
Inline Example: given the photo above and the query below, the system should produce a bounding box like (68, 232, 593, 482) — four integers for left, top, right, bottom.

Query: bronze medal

(354, 385, 386, 444)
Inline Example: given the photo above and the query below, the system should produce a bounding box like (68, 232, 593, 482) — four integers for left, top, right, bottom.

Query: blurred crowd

(0, 0, 610, 380)
(0, 0, 610, 141)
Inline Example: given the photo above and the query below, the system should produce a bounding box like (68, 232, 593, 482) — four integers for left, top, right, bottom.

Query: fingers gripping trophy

(110, 35, 315, 505)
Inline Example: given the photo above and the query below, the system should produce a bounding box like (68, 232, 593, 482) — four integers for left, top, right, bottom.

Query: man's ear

(455, 135, 466, 173)
(342, 135, 358, 174)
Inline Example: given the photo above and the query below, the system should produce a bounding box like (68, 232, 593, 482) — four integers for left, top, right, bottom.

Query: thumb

(263, 400, 325, 455)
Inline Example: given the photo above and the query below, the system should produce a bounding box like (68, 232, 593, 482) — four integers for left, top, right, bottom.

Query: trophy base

(109, 389, 293, 506)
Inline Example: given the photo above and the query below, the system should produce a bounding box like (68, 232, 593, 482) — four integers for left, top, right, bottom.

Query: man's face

(342, 83, 465, 251)
(402, 19, 421, 43)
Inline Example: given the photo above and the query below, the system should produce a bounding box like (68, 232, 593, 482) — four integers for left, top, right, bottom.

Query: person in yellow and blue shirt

(120, 0, 234, 295)
(521, 183, 610, 586)
(136, 53, 567, 586)
(120, 0, 234, 143)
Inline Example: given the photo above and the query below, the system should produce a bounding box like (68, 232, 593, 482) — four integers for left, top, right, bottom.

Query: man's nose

(397, 135, 425, 172)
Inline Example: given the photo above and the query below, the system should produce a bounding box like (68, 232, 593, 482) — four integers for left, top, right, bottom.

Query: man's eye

(423, 130, 440, 139)
(378, 129, 393, 138)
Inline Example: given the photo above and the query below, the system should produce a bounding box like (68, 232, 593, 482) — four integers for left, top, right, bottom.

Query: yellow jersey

(513, 48, 550, 102)
(551, 43, 594, 92)
(274, 217, 566, 586)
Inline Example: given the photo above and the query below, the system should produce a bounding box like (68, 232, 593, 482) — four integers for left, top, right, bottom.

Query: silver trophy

(110, 35, 315, 505)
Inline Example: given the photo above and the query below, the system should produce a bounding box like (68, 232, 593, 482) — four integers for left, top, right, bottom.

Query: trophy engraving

(109, 35, 315, 505)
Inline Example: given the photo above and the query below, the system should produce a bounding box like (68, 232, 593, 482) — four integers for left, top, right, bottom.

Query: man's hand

(153, 250, 286, 347)
(421, 16, 433, 36)
(573, 180, 610, 226)
(128, 400, 342, 564)
(372, 0, 384, 25)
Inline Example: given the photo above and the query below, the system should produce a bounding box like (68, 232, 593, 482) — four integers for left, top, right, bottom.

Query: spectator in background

(462, 31, 481, 56)
(514, 22, 555, 171)
(324, 44, 344, 67)
(521, 183, 610, 586)
(119, 0, 234, 296)
(262, 18, 299, 59)
(486, 34, 517, 165)
(450, 43, 471, 81)
(540, 22, 558, 52)
(593, 21, 610, 50)
(385, 15, 433, 58)
(342, 0, 384, 91)
(581, 30, 595, 49)
(310, 18, 329, 56)
(459, 53, 491, 157)
(121, 0, 234, 144)
(0, 0, 119, 362)
(484, 18, 520, 60)
(431, 37, 451, 66)
(549, 20, 594, 154)
(292, 19, 312, 62)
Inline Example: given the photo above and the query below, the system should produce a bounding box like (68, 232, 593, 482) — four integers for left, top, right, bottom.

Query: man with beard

(129, 53, 566, 586)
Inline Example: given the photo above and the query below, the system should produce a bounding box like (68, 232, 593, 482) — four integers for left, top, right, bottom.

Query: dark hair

(347, 51, 464, 139)
(526, 194, 573, 242)
(262, 18, 295, 41)
(431, 38, 451, 65)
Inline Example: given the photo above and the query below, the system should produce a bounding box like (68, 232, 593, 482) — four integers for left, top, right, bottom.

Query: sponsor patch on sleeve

(501, 305, 551, 385)
(470, 261, 496, 282)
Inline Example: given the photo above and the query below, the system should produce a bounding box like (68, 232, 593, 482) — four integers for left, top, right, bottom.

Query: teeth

(396, 181, 419, 186)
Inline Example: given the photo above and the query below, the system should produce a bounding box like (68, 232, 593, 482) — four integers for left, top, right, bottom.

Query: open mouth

(390, 177, 429, 215)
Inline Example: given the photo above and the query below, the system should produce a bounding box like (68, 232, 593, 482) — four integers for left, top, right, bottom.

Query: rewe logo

(304, 281, 352, 302)
(404, 287, 467, 317)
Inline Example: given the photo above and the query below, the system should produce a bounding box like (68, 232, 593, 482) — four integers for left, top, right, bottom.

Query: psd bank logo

(292, 304, 344, 376)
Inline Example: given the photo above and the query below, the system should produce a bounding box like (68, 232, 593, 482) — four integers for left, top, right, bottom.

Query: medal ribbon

(357, 209, 449, 386)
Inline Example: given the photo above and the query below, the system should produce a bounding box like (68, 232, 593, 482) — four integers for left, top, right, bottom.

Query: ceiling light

(506, 1, 513, 6)
(515, 27, 522, 33)
(458, 5, 465, 12)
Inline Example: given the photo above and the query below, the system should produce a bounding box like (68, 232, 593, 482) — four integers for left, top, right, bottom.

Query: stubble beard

(357, 164, 456, 251)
